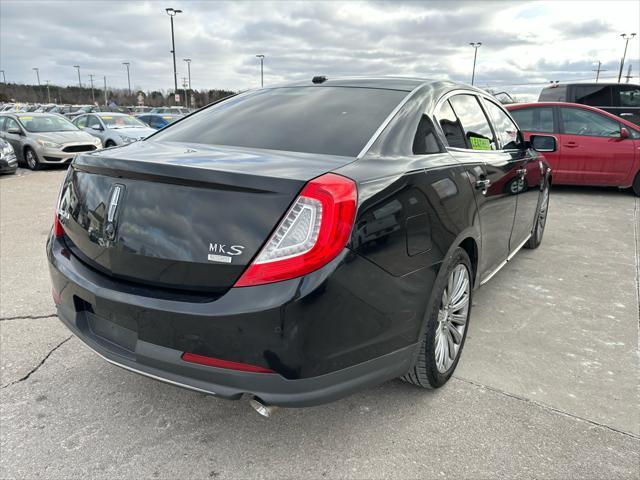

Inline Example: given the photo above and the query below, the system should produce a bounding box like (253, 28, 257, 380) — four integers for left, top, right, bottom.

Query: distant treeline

(0, 82, 236, 107)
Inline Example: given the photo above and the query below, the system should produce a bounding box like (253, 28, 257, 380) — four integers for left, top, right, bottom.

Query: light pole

(618, 33, 636, 83)
(73, 65, 81, 88)
(122, 62, 131, 94)
(88, 74, 96, 104)
(45, 80, 51, 103)
(0, 70, 5, 83)
(592, 60, 607, 83)
(469, 43, 481, 86)
(256, 54, 265, 87)
(165, 7, 183, 104)
(33, 67, 40, 86)
(183, 58, 191, 108)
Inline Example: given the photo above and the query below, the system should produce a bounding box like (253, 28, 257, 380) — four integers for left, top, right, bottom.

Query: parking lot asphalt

(1, 168, 639, 479)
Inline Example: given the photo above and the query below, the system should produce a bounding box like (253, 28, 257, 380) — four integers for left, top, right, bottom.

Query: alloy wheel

(26, 150, 37, 170)
(435, 264, 470, 373)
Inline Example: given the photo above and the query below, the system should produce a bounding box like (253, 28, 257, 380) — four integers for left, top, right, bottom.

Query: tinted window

(151, 117, 168, 129)
(574, 85, 613, 106)
(510, 107, 554, 133)
(413, 115, 441, 154)
(560, 107, 621, 137)
(436, 100, 466, 149)
(617, 85, 640, 107)
(152, 87, 407, 157)
(484, 101, 522, 150)
(449, 94, 495, 150)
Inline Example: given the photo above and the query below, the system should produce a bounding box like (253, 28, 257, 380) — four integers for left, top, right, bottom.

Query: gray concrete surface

(1, 168, 639, 479)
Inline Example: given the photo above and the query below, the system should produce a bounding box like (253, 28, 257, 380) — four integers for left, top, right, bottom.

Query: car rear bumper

(48, 236, 423, 407)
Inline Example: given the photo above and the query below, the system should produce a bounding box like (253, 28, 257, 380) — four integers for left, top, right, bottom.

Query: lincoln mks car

(47, 77, 555, 414)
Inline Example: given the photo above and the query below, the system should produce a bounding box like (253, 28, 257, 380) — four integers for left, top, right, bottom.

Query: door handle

(475, 179, 491, 190)
(563, 141, 578, 148)
(620, 113, 632, 117)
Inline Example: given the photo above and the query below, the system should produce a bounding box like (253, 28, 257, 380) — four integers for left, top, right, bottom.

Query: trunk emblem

(105, 184, 124, 241)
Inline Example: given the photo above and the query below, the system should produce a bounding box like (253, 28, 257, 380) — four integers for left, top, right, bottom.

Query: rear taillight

(234, 173, 357, 287)
(181, 352, 275, 373)
(53, 211, 64, 237)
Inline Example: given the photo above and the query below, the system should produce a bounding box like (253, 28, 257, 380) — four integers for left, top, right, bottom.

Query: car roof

(95, 112, 129, 117)
(272, 76, 454, 92)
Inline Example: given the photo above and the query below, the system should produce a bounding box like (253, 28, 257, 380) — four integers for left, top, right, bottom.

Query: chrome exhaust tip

(249, 396, 278, 418)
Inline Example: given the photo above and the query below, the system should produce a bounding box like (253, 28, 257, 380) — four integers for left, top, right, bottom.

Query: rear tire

(105, 140, 116, 148)
(402, 247, 472, 389)
(633, 172, 640, 197)
(24, 147, 41, 171)
(525, 183, 550, 249)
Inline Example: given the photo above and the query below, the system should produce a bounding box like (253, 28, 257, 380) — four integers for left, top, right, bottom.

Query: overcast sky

(1, 0, 638, 100)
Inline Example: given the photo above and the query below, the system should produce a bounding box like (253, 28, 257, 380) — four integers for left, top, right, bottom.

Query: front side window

(484, 101, 523, 150)
(510, 107, 554, 133)
(574, 85, 613, 107)
(560, 107, 621, 137)
(436, 100, 466, 149)
(75, 115, 88, 128)
(86, 115, 101, 129)
(448, 94, 495, 150)
(151, 87, 408, 157)
(5, 118, 20, 131)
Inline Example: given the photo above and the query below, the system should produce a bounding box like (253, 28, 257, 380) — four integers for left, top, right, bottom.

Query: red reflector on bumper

(181, 352, 274, 374)
(52, 288, 61, 305)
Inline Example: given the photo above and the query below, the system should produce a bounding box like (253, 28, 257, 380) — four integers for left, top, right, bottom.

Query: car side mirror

(529, 134, 557, 153)
(90, 124, 103, 131)
(620, 127, 630, 139)
(7, 127, 22, 135)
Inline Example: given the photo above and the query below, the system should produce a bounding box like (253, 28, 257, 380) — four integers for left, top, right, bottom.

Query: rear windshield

(151, 87, 407, 157)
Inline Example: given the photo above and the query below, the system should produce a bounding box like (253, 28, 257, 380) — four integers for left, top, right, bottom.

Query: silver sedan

(0, 113, 102, 170)
(73, 113, 155, 148)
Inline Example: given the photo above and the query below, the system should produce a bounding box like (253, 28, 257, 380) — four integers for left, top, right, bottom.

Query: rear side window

(510, 107, 554, 133)
(617, 86, 640, 107)
(448, 94, 495, 150)
(574, 85, 613, 107)
(538, 85, 567, 101)
(436, 100, 466, 149)
(412, 115, 442, 154)
(151, 87, 407, 157)
(75, 116, 88, 129)
(560, 107, 621, 137)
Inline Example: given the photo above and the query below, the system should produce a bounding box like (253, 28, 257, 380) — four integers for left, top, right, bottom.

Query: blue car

(136, 113, 184, 130)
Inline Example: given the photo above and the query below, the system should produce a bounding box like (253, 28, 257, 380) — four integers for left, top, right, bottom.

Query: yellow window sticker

(19, 116, 33, 120)
(102, 116, 113, 119)
(469, 136, 492, 150)
(162, 116, 172, 119)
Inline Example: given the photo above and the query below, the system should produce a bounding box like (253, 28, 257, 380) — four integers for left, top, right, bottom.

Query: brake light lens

(181, 352, 275, 373)
(235, 173, 357, 287)
(53, 211, 64, 237)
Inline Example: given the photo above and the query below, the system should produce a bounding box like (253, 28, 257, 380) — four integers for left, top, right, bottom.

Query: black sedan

(47, 77, 555, 414)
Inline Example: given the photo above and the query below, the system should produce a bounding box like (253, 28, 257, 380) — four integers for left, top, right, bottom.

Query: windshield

(17, 115, 78, 132)
(100, 115, 147, 128)
(151, 87, 407, 157)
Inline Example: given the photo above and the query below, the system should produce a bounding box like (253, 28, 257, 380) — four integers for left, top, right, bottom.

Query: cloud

(0, 0, 638, 102)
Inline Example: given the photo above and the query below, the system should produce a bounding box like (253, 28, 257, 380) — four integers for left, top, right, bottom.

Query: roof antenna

(312, 76, 327, 84)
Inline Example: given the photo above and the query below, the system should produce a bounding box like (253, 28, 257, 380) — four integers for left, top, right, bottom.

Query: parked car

(507, 102, 640, 196)
(538, 83, 640, 126)
(150, 106, 190, 115)
(136, 113, 183, 130)
(0, 113, 102, 170)
(130, 106, 152, 114)
(72, 112, 155, 147)
(0, 137, 17, 174)
(48, 77, 555, 414)
(48, 105, 75, 115)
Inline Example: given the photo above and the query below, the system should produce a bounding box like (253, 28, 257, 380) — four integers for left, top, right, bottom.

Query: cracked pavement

(1, 168, 639, 479)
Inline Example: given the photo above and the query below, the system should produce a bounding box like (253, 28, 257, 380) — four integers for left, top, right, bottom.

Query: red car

(506, 102, 640, 196)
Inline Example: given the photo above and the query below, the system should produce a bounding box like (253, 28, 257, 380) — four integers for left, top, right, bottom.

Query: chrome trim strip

(356, 83, 427, 159)
(480, 233, 531, 286)
(480, 259, 507, 286)
(73, 334, 219, 396)
(507, 234, 531, 261)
